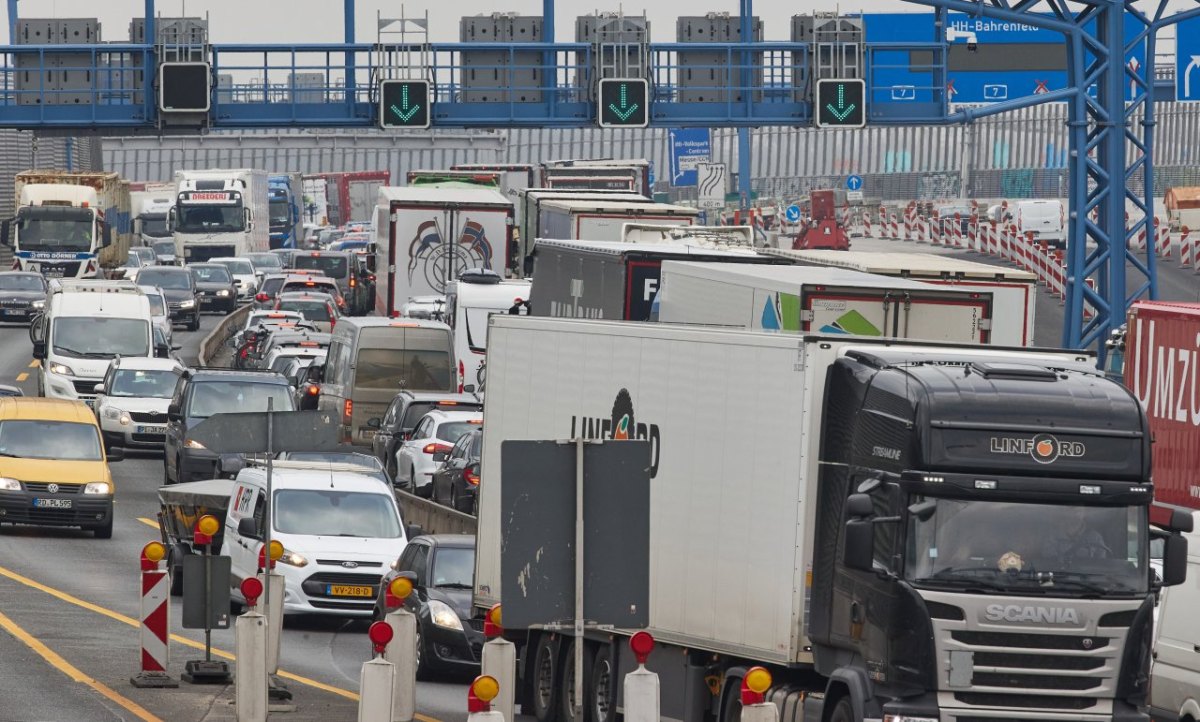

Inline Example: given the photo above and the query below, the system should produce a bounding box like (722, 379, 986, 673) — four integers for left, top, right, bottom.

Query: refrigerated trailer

(540, 158, 651, 195)
(517, 189, 652, 275)
(763, 248, 1034, 345)
(536, 199, 700, 243)
(477, 315, 1186, 722)
(656, 262, 995, 343)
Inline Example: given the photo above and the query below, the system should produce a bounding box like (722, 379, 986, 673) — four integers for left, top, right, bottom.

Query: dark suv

(369, 392, 483, 480)
(163, 369, 295, 484)
(136, 266, 201, 331)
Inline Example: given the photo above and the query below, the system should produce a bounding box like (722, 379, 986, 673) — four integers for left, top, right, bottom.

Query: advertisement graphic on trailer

(407, 216, 494, 294)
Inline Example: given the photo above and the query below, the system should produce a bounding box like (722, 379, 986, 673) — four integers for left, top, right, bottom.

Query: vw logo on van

(46, 483, 59, 494)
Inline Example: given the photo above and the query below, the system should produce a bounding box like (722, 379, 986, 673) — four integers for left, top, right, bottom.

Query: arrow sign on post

(826, 83, 857, 121)
(378, 79, 431, 129)
(598, 78, 649, 128)
(391, 85, 420, 122)
(609, 83, 639, 121)
(815, 79, 866, 129)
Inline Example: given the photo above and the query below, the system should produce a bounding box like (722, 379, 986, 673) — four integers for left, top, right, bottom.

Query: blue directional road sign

(668, 128, 712, 187)
(846, 175, 863, 192)
(785, 204, 801, 223)
(1178, 17, 1200, 101)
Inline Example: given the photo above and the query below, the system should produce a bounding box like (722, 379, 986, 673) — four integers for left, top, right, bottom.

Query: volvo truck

(2, 171, 132, 278)
(477, 315, 1188, 722)
(171, 169, 269, 262)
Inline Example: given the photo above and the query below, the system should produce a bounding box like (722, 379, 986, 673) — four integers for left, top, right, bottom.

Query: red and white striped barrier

(1083, 278, 1097, 320)
(131, 541, 176, 688)
(1179, 226, 1192, 269)
(1155, 218, 1171, 258)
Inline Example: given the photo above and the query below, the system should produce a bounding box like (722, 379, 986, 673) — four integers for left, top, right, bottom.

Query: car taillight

(368, 275, 376, 282)
(306, 384, 320, 396)
(422, 443, 452, 455)
(458, 360, 465, 393)
(256, 293, 269, 302)
(464, 467, 480, 485)
(349, 277, 357, 288)
(343, 399, 352, 423)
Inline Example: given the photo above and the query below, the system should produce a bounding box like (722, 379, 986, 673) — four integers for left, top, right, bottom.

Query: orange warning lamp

(483, 603, 503, 638)
(257, 539, 284, 571)
(385, 575, 414, 609)
(468, 675, 499, 713)
(194, 515, 220, 545)
(741, 666, 772, 706)
(140, 541, 166, 571)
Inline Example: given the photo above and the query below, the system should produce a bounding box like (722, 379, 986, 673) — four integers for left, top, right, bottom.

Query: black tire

(829, 697, 854, 722)
(188, 314, 200, 332)
(414, 622, 430, 681)
(386, 453, 397, 482)
(559, 639, 593, 722)
(531, 634, 560, 722)
(163, 457, 173, 485)
(93, 515, 113, 539)
(414, 468, 431, 499)
(589, 644, 616, 722)
(169, 564, 184, 597)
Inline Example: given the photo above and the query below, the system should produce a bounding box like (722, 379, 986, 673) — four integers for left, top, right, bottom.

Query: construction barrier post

(131, 541, 178, 689)
(235, 578, 269, 722)
(624, 632, 660, 722)
(360, 622, 397, 722)
(382, 577, 417, 722)
(740, 667, 779, 722)
(467, 676, 505, 722)
(480, 605, 516, 722)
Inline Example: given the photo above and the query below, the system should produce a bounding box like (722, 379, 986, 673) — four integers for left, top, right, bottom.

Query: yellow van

(0, 398, 122, 538)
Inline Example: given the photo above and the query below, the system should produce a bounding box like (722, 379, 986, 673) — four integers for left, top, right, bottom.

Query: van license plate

(137, 425, 166, 434)
(34, 498, 72, 509)
(327, 585, 373, 597)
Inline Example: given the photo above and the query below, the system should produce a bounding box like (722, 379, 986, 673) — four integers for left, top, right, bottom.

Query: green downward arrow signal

(390, 85, 421, 122)
(826, 83, 856, 122)
(608, 83, 640, 121)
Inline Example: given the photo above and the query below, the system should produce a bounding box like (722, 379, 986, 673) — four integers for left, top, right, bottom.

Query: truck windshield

(152, 240, 176, 258)
(52, 317, 150, 359)
(906, 497, 1147, 595)
(140, 214, 170, 238)
(269, 200, 291, 228)
(176, 203, 245, 233)
(16, 207, 93, 252)
(273, 489, 401, 538)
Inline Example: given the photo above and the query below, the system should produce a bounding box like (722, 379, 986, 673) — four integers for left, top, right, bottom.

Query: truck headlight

(429, 600, 463, 630)
(102, 407, 131, 426)
(83, 481, 112, 495)
(0, 477, 21, 491)
(179, 299, 196, 309)
(48, 362, 75, 376)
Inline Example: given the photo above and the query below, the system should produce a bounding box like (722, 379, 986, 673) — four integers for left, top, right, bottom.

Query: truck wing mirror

(843, 519, 875, 573)
(0, 219, 9, 247)
(856, 476, 883, 494)
(32, 340, 46, 360)
(845, 492, 875, 518)
(1161, 533, 1189, 587)
(1168, 509, 1194, 534)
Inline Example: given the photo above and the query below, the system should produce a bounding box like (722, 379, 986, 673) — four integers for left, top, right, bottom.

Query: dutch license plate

(327, 584, 373, 597)
(34, 498, 71, 509)
(137, 425, 166, 434)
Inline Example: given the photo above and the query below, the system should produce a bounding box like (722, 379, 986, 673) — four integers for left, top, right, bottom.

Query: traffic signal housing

(598, 78, 650, 128)
(379, 79, 432, 130)
(814, 79, 866, 129)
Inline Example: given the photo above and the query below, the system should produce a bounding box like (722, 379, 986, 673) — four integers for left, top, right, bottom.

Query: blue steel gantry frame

(0, 0, 1190, 362)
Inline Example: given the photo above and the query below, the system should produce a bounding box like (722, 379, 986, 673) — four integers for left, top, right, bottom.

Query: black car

(0, 271, 47, 324)
(188, 263, 239, 314)
(136, 267, 200, 331)
(164, 369, 295, 484)
(372, 535, 482, 677)
(431, 429, 481, 514)
(369, 392, 484, 480)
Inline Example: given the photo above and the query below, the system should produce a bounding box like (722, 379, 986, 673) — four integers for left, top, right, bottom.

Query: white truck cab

(446, 270, 531, 393)
(31, 280, 154, 405)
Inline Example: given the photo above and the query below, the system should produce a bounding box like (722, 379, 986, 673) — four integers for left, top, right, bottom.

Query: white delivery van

(1013, 199, 1066, 247)
(445, 270, 531, 393)
(1149, 510, 1200, 721)
(32, 280, 154, 404)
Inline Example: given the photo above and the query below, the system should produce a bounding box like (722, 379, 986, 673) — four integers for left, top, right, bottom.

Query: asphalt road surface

(0, 311, 477, 722)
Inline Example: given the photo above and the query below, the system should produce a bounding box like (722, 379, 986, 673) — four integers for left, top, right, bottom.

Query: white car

(139, 286, 175, 346)
(265, 347, 327, 377)
(210, 257, 259, 300)
(394, 409, 483, 496)
(93, 356, 185, 450)
(223, 466, 408, 617)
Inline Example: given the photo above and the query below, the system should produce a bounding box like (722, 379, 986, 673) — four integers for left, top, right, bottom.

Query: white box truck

(517, 189, 653, 275)
(2, 171, 132, 278)
(170, 168, 269, 262)
(657, 262, 995, 343)
(129, 181, 176, 247)
(767, 248, 1037, 346)
(537, 199, 700, 243)
(373, 186, 515, 317)
(477, 314, 1184, 722)
(540, 158, 652, 195)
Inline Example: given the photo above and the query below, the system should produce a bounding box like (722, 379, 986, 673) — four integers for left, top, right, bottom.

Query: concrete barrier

(198, 304, 252, 366)
(395, 489, 476, 536)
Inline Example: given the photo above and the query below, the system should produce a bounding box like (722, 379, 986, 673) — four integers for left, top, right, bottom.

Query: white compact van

(1014, 199, 1066, 247)
(1149, 510, 1200, 722)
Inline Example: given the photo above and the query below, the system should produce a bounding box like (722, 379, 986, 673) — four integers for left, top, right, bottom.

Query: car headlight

(32, 300, 44, 309)
(179, 299, 196, 309)
(184, 438, 207, 450)
(278, 550, 308, 567)
(48, 362, 75, 376)
(83, 481, 112, 495)
(101, 407, 132, 426)
(217, 289, 231, 297)
(0, 477, 21, 491)
(429, 600, 463, 630)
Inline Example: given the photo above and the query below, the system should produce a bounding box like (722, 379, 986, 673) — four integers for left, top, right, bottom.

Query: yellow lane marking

(0, 607, 162, 722)
(28, 360, 38, 368)
(137, 517, 159, 530)
(0, 563, 442, 720)
(15, 373, 27, 382)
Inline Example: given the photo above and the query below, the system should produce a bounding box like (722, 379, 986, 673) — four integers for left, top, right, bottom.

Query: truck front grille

(951, 630, 1110, 651)
(953, 693, 1096, 711)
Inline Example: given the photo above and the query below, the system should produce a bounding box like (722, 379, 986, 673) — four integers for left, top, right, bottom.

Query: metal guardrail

(197, 304, 251, 366)
(395, 489, 476, 536)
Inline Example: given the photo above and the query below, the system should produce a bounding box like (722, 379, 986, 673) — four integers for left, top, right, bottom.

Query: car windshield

(0, 275, 44, 292)
(283, 451, 383, 471)
(431, 547, 474, 588)
(248, 254, 283, 271)
(192, 266, 232, 283)
(152, 240, 175, 257)
(138, 270, 191, 290)
(273, 489, 401, 538)
(220, 260, 255, 275)
(16, 206, 93, 252)
(906, 498, 1148, 595)
(356, 349, 452, 391)
(280, 300, 331, 322)
(145, 294, 167, 316)
(0, 420, 101, 460)
(176, 203, 245, 233)
(124, 252, 143, 268)
(186, 382, 294, 418)
(141, 215, 170, 238)
(108, 368, 179, 398)
(134, 248, 156, 262)
(53, 317, 149, 358)
(260, 278, 286, 297)
(293, 255, 348, 278)
(434, 421, 480, 443)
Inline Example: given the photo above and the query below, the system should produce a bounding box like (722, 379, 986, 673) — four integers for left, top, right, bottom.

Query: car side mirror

(32, 340, 46, 360)
(368, 418, 381, 429)
(238, 517, 260, 540)
(167, 410, 182, 422)
(155, 344, 169, 358)
(1162, 533, 1189, 587)
(93, 383, 105, 394)
(432, 451, 448, 462)
(107, 447, 125, 462)
(171, 344, 182, 351)
(462, 384, 476, 394)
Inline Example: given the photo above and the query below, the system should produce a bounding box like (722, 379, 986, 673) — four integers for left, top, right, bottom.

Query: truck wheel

(589, 644, 616, 722)
(559, 640, 593, 722)
(829, 697, 854, 722)
(530, 634, 560, 722)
